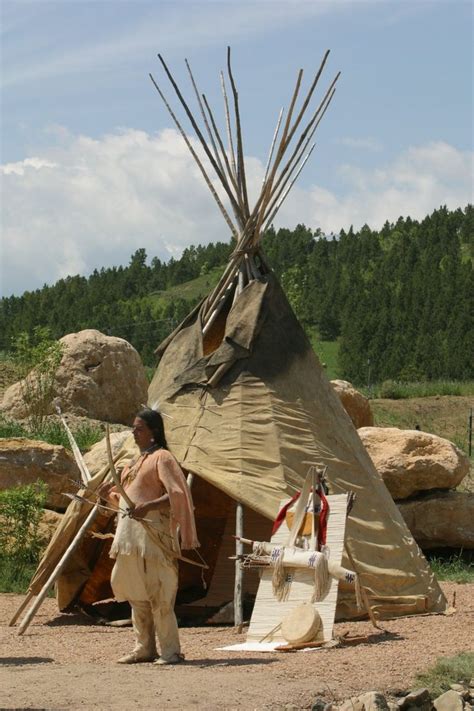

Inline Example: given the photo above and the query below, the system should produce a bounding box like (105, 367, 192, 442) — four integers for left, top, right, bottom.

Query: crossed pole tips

(149, 47, 339, 388)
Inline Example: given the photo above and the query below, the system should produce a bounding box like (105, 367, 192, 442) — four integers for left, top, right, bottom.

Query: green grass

(0, 558, 40, 593)
(415, 652, 474, 698)
(306, 328, 341, 380)
(149, 265, 223, 308)
(428, 553, 474, 584)
(0, 416, 104, 453)
(362, 380, 474, 400)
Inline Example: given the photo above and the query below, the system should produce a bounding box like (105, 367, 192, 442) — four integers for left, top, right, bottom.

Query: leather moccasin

(153, 653, 185, 666)
(117, 651, 156, 664)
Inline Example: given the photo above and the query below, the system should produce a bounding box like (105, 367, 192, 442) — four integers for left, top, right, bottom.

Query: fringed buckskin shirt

(110, 448, 199, 560)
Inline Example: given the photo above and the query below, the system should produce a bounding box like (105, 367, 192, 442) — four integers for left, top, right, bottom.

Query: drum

(281, 603, 322, 644)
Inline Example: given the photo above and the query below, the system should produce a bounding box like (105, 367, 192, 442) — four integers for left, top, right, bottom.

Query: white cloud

(335, 136, 383, 151)
(277, 141, 473, 232)
(1, 157, 58, 175)
(0, 127, 226, 296)
(1, 131, 472, 297)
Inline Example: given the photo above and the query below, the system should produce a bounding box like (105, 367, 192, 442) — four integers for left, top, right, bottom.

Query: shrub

(0, 481, 48, 592)
(416, 652, 474, 698)
(12, 327, 64, 432)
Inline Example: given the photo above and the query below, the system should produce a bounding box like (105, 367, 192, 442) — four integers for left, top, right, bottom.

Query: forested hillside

(1, 205, 472, 384)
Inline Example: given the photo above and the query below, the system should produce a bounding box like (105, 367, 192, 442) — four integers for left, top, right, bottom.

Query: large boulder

(330, 380, 374, 428)
(0, 439, 79, 511)
(358, 427, 470, 500)
(1, 329, 148, 425)
(398, 491, 474, 549)
(38, 509, 63, 544)
(83, 430, 134, 477)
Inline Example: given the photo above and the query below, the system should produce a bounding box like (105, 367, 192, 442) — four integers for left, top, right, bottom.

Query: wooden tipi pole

(234, 502, 244, 627)
(17, 503, 100, 635)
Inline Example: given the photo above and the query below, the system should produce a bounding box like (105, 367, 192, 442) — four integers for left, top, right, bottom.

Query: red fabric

(271, 492, 300, 535)
(317, 486, 329, 550)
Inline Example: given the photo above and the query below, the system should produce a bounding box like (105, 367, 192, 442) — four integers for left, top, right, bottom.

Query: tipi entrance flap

(151, 279, 269, 399)
(207, 279, 268, 365)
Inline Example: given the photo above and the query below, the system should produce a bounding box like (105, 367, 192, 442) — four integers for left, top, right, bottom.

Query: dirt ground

(1, 583, 473, 711)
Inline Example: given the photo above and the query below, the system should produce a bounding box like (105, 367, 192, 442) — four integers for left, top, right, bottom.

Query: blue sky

(1, 0, 473, 297)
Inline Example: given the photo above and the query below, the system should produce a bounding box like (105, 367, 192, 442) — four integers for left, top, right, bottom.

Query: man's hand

(129, 502, 151, 520)
(97, 481, 116, 502)
(129, 495, 170, 520)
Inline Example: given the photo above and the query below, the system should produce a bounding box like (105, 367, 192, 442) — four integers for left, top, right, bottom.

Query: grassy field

(148, 265, 223, 309)
(371, 396, 473, 453)
(306, 328, 341, 380)
(428, 553, 474, 584)
(0, 416, 104, 452)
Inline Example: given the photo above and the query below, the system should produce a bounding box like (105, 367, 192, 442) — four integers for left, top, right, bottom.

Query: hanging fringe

(272, 547, 292, 601)
(310, 551, 331, 603)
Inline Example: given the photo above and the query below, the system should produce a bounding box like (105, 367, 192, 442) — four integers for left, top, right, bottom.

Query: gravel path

(1, 583, 473, 710)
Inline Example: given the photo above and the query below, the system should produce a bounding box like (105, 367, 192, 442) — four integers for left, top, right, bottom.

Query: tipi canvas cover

(147, 48, 445, 618)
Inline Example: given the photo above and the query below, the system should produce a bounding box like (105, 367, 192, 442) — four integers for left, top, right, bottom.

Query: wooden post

(234, 502, 243, 628)
(17, 503, 100, 636)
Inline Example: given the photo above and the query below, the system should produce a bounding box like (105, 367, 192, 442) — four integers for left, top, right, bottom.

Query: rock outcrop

(0, 438, 79, 511)
(1, 329, 148, 425)
(83, 430, 133, 477)
(330, 380, 374, 429)
(358, 427, 469, 500)
(398, 491, 474, 549)
(338, 691, 389, 711)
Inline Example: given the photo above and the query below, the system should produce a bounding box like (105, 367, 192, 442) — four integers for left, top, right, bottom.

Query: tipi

(147, 47, 445, 619)
(12, 49, 445, 632)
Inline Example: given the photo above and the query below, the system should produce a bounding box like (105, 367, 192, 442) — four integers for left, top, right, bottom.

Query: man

(98, 407, 199, 665)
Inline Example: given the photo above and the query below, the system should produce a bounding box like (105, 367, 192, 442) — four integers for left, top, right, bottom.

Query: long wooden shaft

(234, 502, 244, 627)
(149, 73, 239, 240)
(156, 54, 242, 218)
(202, 276, 238, 333)
(8, 590, 35, 626)
(270, 77, 339, 199)
(263, 145, 316, 230)
(263, 82, 337, 230)
(203, 267, 239, 320)
(17, 503, 100, 635)
(227, 46, 250, 218)
(56, 405, 91, 485)
(201, 92, 243, 223)
(220, 70, 239, 187)
(207, 359, 236, 389)
(280, 50, 331, 152)
(185, 59, 225, 177)
(263, 107, 284, 186)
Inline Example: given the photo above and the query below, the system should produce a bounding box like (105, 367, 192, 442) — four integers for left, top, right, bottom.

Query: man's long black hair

(136, 408, 168, 449)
